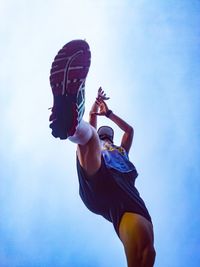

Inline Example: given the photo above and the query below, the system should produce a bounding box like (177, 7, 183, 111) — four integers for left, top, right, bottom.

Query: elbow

(127, 126, 134, 135)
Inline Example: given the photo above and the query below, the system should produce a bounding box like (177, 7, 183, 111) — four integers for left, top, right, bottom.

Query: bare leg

(76, 125, 102, 176)
(67, 120, 102, 176)
(119, 213, 156, 267)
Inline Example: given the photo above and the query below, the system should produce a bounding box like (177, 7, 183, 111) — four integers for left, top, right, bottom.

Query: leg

(119, 213, 156, 267)
(68, 119, 102, 176)
(49, 39, 101, 176)
(76, 123, 102, 176)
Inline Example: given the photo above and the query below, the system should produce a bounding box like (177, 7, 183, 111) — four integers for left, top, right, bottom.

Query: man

(49, 39, 156, 267)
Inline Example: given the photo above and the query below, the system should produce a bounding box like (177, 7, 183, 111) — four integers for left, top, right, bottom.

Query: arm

(89, 87, 110, 129)
(96, 99, 134, 153)
(108, 111, 133, 154)
(89, 101, 98, 129)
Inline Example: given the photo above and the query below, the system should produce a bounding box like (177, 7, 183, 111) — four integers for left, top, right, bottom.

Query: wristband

(105, 109, 113, 118)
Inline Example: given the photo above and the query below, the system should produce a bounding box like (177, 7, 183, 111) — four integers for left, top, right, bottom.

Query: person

(49, 39, 156, 267)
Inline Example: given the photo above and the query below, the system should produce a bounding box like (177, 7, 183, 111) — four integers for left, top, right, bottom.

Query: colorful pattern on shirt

(101, 142, 138, 174)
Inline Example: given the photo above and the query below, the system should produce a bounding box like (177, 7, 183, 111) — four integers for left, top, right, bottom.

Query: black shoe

(49, 39, 91, 139)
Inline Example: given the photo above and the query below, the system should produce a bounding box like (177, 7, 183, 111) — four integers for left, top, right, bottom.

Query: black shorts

(76, 157, 152, 237)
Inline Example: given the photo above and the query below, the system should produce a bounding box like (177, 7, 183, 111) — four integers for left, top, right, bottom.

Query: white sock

(68, 120, 93, 145)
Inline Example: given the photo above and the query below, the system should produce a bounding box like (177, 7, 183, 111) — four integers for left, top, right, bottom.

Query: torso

(101, 141, 138, 174)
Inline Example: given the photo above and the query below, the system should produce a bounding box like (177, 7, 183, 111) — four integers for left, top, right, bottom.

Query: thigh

(119, 212, 155, 267)
(77, 126, 102, 176)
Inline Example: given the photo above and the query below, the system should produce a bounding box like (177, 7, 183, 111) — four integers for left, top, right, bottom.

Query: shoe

(49, 39, 91, 139)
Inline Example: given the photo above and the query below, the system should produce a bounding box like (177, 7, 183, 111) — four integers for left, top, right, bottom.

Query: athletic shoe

(49, 39, 91, 139)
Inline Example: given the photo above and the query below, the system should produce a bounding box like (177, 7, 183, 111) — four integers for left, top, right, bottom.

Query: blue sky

(0, 0, 200, 266)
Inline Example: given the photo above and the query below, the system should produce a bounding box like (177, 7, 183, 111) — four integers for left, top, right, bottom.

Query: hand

(96, 87, 110, 101)
(94, 99, 109, 116)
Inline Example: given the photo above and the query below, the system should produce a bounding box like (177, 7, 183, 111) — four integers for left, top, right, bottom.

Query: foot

(49, 39, 91, 139)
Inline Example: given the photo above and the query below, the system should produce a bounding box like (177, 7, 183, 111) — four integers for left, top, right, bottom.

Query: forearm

(108, 110, 133, 152)
(89, 101, 98, 128)
(108, 111, 133, 133)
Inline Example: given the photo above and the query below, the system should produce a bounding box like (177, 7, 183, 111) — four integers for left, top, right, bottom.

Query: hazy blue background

(0, 0, 200, 266)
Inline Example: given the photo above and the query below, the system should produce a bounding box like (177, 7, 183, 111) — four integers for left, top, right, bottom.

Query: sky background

(0, 0, 200, 266)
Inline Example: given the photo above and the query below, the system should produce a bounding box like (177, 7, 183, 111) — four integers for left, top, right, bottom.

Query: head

(97, 126, 114, 143)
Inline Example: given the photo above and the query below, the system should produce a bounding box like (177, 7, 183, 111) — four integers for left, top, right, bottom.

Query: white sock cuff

(68, 120, 93, 145)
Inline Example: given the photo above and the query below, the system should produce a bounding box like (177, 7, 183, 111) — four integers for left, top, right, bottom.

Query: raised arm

(109, 112, 133, 154)
(89, 87, 110, 129)
(89, 101, 99, 129)
(95, 99, 133, 153)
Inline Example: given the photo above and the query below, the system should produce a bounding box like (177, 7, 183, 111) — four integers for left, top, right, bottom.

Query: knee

(141, 245, 156, 267)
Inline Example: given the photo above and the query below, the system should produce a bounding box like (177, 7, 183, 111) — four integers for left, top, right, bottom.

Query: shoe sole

(49, 40, 91, 139)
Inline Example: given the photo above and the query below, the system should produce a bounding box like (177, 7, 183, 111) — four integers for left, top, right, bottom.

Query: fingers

(95, 98, 101, 106)
(97, 87, 110, 101)
(95, 98, 107, 107)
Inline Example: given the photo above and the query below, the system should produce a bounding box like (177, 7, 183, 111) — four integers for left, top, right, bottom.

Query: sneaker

(49, 39, 91, 139)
